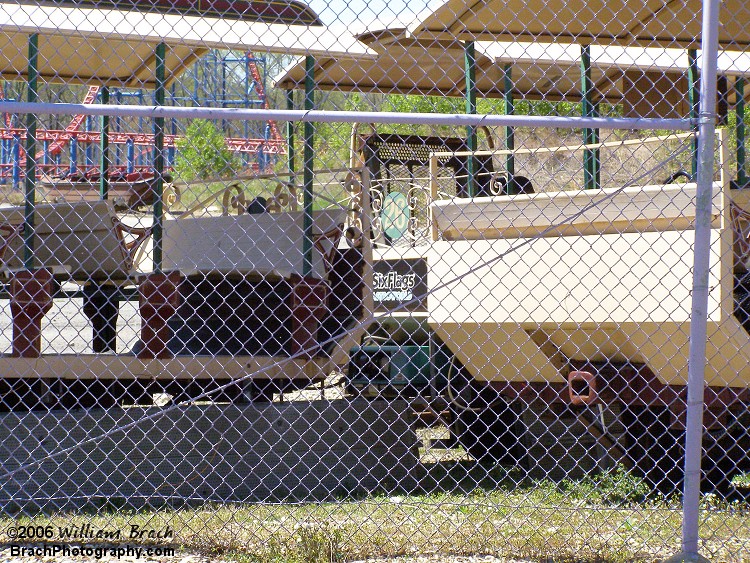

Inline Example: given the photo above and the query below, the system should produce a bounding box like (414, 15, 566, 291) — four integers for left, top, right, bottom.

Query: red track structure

(2, 55, 285, 180)
(44, 85, 100, 158)
(248, 52, 283, 144)
(2, 129, 286, 153)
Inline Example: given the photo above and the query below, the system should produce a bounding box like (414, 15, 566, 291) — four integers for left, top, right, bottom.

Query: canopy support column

(287, 89, 296, 178)
(580, 44, 599, 190)
(99, 86, 110, 200)
(737, 78, 746, 186)
(688, 48, 700, 179)
(503, 64, 515, 191)
(464, 41, 477, 197)
(303, 55, 315, 276)
(23, 33, 39, 269)
(137, 41, 181, 361)
(717, 75, 728, 126)
(11, 32, 52, 359)
(152, 42, 166, 272)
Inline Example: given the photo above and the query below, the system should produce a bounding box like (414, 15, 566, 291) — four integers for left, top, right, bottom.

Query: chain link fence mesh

(0, 0, 748, 561)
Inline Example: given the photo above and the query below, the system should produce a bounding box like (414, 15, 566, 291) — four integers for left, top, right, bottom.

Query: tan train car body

(427, 136, 750, 390)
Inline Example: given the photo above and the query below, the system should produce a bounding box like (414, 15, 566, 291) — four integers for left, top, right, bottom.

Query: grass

(1, 465, 748, 562)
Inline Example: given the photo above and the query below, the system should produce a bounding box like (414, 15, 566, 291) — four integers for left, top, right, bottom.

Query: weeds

(1, 466, 748, 561)
(225, 525, 345, 563)
(1, 481, 747, 562)
(296, 525, 345, 563)
(731, 472, 750, 489)
(557, 465, 655, 506)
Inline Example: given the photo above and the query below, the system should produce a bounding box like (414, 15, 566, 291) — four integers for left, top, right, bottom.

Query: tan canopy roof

(409, 0, 749, 50)
(0, 2, 371, 87)
(274, 29, 502, 97)
(274, 25, 750, 118)
(58, 0, 322, 25)
(273, 28, 638, 102)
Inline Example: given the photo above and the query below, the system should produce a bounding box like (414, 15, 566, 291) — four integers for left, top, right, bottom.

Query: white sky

(306, 0, 441, 30)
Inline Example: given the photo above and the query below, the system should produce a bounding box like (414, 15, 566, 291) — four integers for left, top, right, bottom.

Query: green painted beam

(23, 33, 38, 270)
(152, 42, 166, 272)
(738, 78, 747, 185)
(303, 55, 315, 277)
(99, 86, 110, 200)
(503, 64, 515, 191)
(717, 75, 728, 127)
(688, 48, 699, 179)
(286, 89, 295, 177)
(580, 44, 600, 190)
(464, 41, 477, 197)
(593, 100, 601, 188)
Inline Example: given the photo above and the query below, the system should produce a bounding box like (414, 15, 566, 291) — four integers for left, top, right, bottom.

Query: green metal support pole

(593, 100, 601, 188)
(152, 42, 166, 272)
(23, 33, 38, 270)
(580, 44, 599, 189)
(464, 41, 477, 197)
(737, 78, 747, 186)
(717, 75, 728, 127)
(503, 64, 515, 191)
(99, 86, 110, 199)
(688, 48, 699, 179)
(302, 55, 315, 277)
(286, 89, 295, 178)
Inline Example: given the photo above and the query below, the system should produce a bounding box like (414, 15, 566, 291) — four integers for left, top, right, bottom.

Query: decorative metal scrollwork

(163, 182, 181, 210)
(407, 183, 429, 238)
(368, 186, 385, 243)
(221, 181, 247, 216)
(344, 170, 366, 248)
(267, 181, 299, 213)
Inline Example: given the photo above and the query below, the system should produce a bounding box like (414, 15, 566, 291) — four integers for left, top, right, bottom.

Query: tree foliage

(175, 119, 241, 181)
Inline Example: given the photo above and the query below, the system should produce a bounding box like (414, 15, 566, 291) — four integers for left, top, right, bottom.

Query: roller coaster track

(1, 129, 286, 154)
(247, 53, 282, 143)
(17, 85, 101, 166)
(45, 85, 100, 157)
(6, 61, 286, 176)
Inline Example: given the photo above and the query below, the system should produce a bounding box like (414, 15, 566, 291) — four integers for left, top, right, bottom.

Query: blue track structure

(0, 51, 281, 183)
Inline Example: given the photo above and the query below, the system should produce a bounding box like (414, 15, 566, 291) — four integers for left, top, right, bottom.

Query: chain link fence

(0, 0, 748, 561)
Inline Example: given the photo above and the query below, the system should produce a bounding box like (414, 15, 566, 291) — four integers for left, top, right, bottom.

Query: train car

(426, 130, 750, 487)
(0, 0, 374, 409)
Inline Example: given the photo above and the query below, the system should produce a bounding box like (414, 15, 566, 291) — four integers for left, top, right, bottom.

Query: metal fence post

(665, 0, 721, 561)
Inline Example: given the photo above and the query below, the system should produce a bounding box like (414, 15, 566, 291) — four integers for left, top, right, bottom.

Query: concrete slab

(0, 399, 419, 511)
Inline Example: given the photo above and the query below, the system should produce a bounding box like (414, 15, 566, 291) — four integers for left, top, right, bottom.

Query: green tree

(175, 119, 240, 180)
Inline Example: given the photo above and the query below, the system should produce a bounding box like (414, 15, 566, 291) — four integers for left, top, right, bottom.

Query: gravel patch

(353, 557, 531, 563)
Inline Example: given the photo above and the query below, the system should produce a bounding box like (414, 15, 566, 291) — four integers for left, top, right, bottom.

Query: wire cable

(0, 138, 695, 482)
